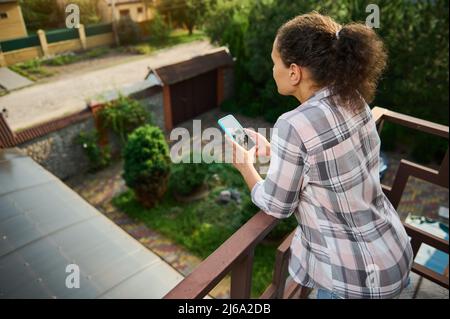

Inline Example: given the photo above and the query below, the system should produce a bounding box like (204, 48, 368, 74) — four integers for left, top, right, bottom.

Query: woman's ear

(289, 63, 302, 86)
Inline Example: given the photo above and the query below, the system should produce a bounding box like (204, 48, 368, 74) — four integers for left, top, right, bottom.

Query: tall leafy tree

(204, 0, 449, 163)
(20, 0, 64, 31)
(20, 0, 102, 31)
(157, 0, 211, 34)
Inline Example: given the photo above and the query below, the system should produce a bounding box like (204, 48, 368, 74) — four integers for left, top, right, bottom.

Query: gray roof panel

(0, 148, 184, 299)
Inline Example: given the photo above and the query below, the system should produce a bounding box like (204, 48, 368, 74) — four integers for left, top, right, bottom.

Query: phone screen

(218, 115, 255, 150)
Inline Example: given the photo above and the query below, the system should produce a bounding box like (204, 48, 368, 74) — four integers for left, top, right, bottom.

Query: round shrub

(123, 125, 171, 208)
(170, 156, 208, 196)
(116, 16, 141, 45)
(147, 12, 170, 43)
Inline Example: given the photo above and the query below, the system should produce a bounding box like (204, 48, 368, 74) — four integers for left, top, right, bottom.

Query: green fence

(0, 34, 40, 52)
(45, 27, 79, 44)
(85, 23, 113, 37)
(0, 23, 113, 53)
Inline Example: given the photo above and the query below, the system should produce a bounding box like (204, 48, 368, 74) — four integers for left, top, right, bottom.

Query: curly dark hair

(276, 11, 387, 112)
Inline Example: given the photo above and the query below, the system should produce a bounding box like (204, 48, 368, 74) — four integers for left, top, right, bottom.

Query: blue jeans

(316, 277, 411, 299)
(316, 288, 342, 299)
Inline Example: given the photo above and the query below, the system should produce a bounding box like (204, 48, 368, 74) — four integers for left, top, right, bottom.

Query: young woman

(227, 12, 413, 299)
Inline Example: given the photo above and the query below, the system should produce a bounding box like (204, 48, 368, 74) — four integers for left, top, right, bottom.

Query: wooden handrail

(404, 223, 450, 289)
(371, 106, 387, 124)
(372, 106, 449, 138)
(404, 223, 449, 256)
(373, 106, 449, 289)
(164, 211, 278, 299)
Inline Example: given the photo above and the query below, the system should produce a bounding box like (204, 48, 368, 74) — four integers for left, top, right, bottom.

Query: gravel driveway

(0, 40, 215, 131)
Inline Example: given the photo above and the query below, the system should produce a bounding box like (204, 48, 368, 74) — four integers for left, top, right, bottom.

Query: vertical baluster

(230, 250, 254, 298)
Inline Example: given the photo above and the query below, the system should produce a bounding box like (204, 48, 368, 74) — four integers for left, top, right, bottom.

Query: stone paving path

(0, 67, 33, 91)
(66, 108, 448, 299)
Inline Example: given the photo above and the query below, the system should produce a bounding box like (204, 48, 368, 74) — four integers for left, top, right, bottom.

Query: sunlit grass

(132, 29, 208, 55)
(113, 163, 285, 297)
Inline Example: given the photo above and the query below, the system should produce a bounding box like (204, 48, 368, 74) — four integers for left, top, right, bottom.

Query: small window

(137, 7, 143, 14)
(0, 12, 8, 19)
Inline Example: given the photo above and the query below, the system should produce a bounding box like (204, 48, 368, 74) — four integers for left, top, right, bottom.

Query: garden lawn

(131, 29, 208, 54)
(8, 47, 111, 80)
(113, 162, 297, 297)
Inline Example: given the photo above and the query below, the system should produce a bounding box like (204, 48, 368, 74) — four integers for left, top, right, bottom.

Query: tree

(73, 0, 102, 26)
(204, 0, 449, 163)
(157, 0, 211, 34)
(20, 0, 102, 31)
(20, 0, 65, 31)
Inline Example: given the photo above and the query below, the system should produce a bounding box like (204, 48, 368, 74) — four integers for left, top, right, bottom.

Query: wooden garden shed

(145, 47, 234, 130)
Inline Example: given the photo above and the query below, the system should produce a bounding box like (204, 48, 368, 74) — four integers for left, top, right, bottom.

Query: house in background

(0, 0, 27, 41)
(98, 0, 155, 23)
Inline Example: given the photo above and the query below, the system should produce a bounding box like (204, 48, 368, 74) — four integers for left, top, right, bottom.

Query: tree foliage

(205, 0, 449, 163)
(20, 0, 101, 31)
(157, 0, 212, 34)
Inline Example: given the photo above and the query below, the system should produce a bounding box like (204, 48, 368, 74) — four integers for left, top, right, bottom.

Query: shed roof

(146, 47, 234, 86)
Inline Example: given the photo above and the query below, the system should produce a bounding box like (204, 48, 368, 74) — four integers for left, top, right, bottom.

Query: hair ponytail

(276, 12, 387, 112)
(331, 23, 387, 111)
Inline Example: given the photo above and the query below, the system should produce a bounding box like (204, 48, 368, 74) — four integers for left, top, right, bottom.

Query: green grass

(43, 47, 114, 66)
(9, 59, 54, 81)
(42, 53, 81, 66)
(113, 162, 295, 297)
(9, 47, 113, 80)
(163, 29, 208, 45)
(84, 47, 110, 59)
(129, 29, 208, 55)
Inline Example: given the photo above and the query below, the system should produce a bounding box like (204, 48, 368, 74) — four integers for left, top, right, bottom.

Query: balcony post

(230, 250, 254, 298)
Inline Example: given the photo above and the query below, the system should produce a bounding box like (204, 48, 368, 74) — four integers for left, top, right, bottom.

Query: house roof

(146, 47, 234, 86)
(0, 148, 184, 298)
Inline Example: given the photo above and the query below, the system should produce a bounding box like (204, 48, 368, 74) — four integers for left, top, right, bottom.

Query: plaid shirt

(251, 87, 413, 299)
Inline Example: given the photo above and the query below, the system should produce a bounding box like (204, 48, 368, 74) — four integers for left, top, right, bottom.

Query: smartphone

(218, 114, 255, 150)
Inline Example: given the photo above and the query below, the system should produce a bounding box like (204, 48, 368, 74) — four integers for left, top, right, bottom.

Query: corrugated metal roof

(146, 47, 234, 86)
(0, 148, 184, 298)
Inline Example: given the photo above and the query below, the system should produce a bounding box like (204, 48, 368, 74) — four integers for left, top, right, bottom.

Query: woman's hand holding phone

(244, 129, 271, 158)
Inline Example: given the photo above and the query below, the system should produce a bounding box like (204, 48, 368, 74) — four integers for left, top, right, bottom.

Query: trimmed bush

(123, 125, 171, 208)
(170, 155, 209, 196)
(147, 12, 171, 43)
(116, 16, 141, 45)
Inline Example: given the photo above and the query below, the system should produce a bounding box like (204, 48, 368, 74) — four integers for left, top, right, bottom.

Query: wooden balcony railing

(164, 107, 449, 299)
(372, 107, 449, 289)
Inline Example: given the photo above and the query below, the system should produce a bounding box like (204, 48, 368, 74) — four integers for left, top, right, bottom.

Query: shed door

(170, 70, 217, 126)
